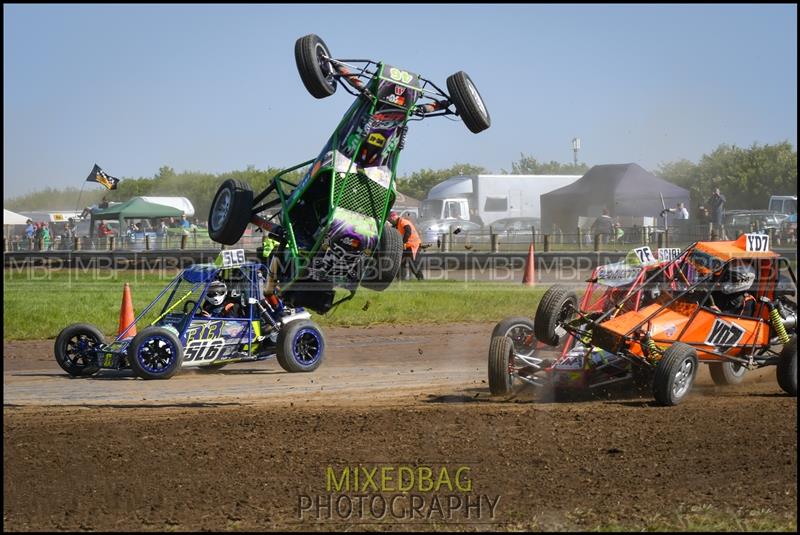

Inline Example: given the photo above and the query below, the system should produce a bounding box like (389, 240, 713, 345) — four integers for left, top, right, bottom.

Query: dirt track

(3, 323, 797, 531)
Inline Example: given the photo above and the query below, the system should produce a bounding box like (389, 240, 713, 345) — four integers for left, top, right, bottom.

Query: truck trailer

(420, 174, 581, 226)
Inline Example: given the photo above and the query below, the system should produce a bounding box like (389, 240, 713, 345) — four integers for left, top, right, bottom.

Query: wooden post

(108, 236, 115, 251)
(145, 235, 151, 251)
(543, 234, 550, 252)
(577, 228, 583, 251)
(73, 237, 80, 251)
(490, 229, 499, 253)
(594, 234, 601, 252)
(180, 235, 188, 250)
(657, 231, 664, 249)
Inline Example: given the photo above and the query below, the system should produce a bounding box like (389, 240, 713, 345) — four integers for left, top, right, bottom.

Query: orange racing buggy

(488, 246, 683, 397)
(533, 234, 797, 405)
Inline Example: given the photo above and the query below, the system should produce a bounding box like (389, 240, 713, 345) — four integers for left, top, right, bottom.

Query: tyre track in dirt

(3, 323, 797, 531)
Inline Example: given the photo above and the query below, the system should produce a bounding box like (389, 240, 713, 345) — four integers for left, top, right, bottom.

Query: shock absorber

(645, 337, 662, 358)
(761, 297, 791, 344)
(397, 126, 408, 151)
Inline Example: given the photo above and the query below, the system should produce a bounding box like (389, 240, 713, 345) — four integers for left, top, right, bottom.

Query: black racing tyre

(446, 71, 491, 134)
(54, 323, 104, 377)
(653, 343, 698, 406)
(777, 335, 797, 396)
(208, 179, 253, 245)
(295, 34, 337, 99)
(128, 327, 183, 380)
(534, 285, 578, 346)
(277, 319, 326, 373)
(362, 223, 403, 292)
(488, 336, 515, 396)
(491, 317, 537, 358)
(709, 361, 747, 386)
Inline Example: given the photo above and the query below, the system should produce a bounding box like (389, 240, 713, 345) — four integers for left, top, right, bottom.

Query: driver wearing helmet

(200, 280, 242, 318)
(709, 262, 757, 317)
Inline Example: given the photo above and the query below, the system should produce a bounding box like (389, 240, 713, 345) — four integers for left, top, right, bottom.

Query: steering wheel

(183, 300, 198, 314)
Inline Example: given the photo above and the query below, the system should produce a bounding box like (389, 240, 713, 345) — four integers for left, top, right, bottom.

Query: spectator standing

(39, 223, 51, 251)
(25, 219, 35, 250)
(708, 187, 727, 240)
(668, 202, 689, 220)
(99, 196, 109, 209)
(388, 211, 424, 281)
(591, 209, 614, 245)
(63, 218, 76, 249)
(180, 214, 191, 236)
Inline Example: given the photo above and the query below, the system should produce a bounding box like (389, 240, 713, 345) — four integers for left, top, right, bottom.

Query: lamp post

(572, 137, 581, 166)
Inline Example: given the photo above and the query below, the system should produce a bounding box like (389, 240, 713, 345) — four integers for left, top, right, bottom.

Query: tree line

(6, 142, 795, 217)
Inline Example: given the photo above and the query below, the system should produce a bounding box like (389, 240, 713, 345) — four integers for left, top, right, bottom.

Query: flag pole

(74, 181, 88, 218)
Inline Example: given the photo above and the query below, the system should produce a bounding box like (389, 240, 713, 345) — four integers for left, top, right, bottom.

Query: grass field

(2, 269, 547, 340)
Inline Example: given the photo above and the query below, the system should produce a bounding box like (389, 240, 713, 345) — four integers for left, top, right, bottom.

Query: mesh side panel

(332, 172, 392, 218)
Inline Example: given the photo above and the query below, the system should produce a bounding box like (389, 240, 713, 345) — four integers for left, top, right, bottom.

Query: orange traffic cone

(522, 242, 536, 286)
(118, 282, 137, 337)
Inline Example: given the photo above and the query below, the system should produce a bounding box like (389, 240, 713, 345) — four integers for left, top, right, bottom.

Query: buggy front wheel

(128, 327, 183, 380)
(277, 320, 326, 373)
(446, 71, 491, 133)
(534, 285, 578, 346)
(653, 343, 698, 406)
(208, 179, 253, 245)
(491, 317, 537, 358)
(295, 34, 337, 99)
(488, 336, 515, 396)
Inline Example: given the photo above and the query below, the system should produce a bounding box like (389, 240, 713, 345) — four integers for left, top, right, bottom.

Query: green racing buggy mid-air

(207, 34, 491, 314)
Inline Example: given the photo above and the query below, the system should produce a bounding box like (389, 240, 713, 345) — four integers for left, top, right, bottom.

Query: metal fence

(5, 223, 796, 253)
(4, 232, 265, 253)
(432, 223, 797, 253)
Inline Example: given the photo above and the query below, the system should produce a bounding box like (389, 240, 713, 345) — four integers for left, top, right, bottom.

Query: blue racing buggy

(54, 249, 325, 379)
(207, 34, 491, 314)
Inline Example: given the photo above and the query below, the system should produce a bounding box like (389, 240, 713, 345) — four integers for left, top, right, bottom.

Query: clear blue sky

(3, 3, 797, 199)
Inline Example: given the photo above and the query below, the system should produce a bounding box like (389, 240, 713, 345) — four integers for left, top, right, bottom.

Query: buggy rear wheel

(488, 336, 515, 395)
(777, 336, 797, 396)
(208, 179, 253, 245)
(534, 285, 578, 346)
(709, 361, 747, 386)
(295, 34, 337, 99)
(54, 323, 104, 377)
(362, 223, 403, 291)
(128, 327, 183, 380)
(446, 71, 491, 133)
(653, 343, 698, 406)
(277, 319, 325, 373)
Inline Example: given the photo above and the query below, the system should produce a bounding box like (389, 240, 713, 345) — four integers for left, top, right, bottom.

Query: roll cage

(561, 243, 797, 369)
